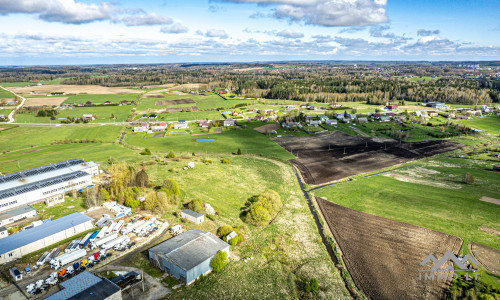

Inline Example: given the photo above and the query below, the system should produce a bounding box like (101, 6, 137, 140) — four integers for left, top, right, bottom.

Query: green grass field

(0, 78, 69, 87)
(0, 89, 15, 99)
(63, 93, 140, 104)
(460, 115, 500, 136)
(124, 121, 295, 160)
(135, 110, 223, 122)
(137, 93, 250, 111)
(0, 124, 123, 152)
(15, 105, 134, 123)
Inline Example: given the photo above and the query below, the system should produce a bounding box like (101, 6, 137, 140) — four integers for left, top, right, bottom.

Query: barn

(0, 212, 93, 264)
(149, 229, 229, 284)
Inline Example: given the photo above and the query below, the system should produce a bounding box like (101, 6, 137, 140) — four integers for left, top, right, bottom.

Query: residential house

(329, 103, 340, 108)
(224, 118, 236, 127)
(379, 116, 391, 122)
(85, 101, 93, 106)
(308, 120, 321, 127)
(357, 117, 368, 123)
(387, 112, 395, 117)
(318, 115, 329, 123)
(300, 104, 310, 109)
(426, 102, 447, 109)
(104, 101, 111, 105)
(134, 127, 145, 133)
(121, 100, 130, 105)
(414, 111, 422, 117)
(200, 122, 210, 128)
(174, 120, 188, 129)
(285, 105, 295, 109)
(141, 123, 149, 129)
(253, 115, 262, 121)
(428, 111, 438, 117)
(149, 114, 158, 119)
(82, 114, 95, 120)
(325, 119, 337, 125)
(386, 105, 399, 110)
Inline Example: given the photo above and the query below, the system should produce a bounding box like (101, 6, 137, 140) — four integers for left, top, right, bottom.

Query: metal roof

(0, 159, 84, 185)
(181, 209, 203, 219)
(149, 229, 228, 271)
(0, 171, 89, 200)
(0, 205, 36, 222)
(0, 212, 93, 255)
(46, 271, 120, 300)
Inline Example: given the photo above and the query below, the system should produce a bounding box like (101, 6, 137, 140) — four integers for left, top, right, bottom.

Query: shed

(226, 231, 237, 244)
(180, 209, 204, 224)
(46, 271, 121, 300)
(149, 229, 229, 285)
(0, 226, 7, 239)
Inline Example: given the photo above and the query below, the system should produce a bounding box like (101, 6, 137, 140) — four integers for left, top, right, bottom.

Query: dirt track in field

(10, 85, 137, 95)
(24, 97, 67, 106)
(275, 131, 463, 185)
(155, 98, 195, 105)
(479, 196, 500, 205)
(316, 197, 462, 300)
(254, 124, 281, 133)
(470, 242, 500, 273)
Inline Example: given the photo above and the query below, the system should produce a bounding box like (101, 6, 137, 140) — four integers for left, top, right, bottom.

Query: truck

(121, 220, 145, 235)
(50, 249, 87, 269)
(113, 220, 125, 233)
(170, 224, 182, 236)
(95, 226, 108, 240)
(65, 240, 77, 253)
(88, 230, 100, 242)
(89, 233, 118, 249)
(134, 221, 153, 234)
(58, 269, 66, 279)
(80, 258, 88, 267)
(79, 233, 93, 248)
(105, 222, 116, 235)
(45, 272, 58, 285)
(37, 251, 50, 266)
(96, 214, 111, 227)
(101, 235, 130, 250)
(9, 267, 22, 281)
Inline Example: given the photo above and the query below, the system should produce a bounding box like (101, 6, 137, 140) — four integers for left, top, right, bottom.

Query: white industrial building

(0, 212, 93, 264)
(0, 159, 98, 213)
(0, 205, 37, 227)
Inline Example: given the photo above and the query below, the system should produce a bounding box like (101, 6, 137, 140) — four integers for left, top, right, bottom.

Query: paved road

(0, 86, 26, 123)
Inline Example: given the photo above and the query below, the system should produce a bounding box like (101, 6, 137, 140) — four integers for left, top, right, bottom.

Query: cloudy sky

(0, 0, 498, 65)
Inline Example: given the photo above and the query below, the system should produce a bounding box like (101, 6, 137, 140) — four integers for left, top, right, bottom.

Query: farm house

(0, 159, 98, 213)
(180, 209, 204, 224)
(0, 205, 37, 227)
(149, 229, 229, 284)
(0, 212, 93, 264)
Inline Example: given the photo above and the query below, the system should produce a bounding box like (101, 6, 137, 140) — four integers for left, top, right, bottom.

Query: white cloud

(276, 29, 304, 38)
(117, 13, 172, 26)
(0, 0, 114, 24)
(417, 29, 440, 36)
(160, 23, 189, 34)
(204, 29, 229, 38)
(221, 0, 388, 26)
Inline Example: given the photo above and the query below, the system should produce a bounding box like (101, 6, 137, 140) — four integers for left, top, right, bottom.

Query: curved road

(0, 86, 26, 123)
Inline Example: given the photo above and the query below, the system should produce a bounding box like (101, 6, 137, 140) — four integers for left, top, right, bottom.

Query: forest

(0, 62, 498, 105)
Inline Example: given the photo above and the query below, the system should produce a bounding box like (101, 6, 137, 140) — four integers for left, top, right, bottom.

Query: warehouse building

(0, 212, 93, 264)
(0, 205, 37, 227)
(149, 229, 229, 285)
(46, 271, 121, 300)
(0, 159, 98, 213)
(180, 209, 204, 224)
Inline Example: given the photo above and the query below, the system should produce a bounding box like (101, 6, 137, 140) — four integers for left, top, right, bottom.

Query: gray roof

(0, 212, 93, 255)
(0, 205, 36, 222)
(0, 170, 89, 200)
(149, 229, 228, 271)
(181, 209, 203, 219)
(46, 271, 120, 300)
(0, 226, 6, 231)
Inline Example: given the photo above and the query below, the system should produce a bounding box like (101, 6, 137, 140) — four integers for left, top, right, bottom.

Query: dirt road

(0, 86, 26, 123)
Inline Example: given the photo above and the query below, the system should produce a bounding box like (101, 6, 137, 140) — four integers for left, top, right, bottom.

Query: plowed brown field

(316, 197, 463, 300)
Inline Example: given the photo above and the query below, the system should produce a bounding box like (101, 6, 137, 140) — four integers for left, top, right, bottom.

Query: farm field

(135, 110, 222, 122)
(0, 88, 14, 99)
(137, 155, 350, 299)
(460, 115, 500, 136)
(0, 124, 123, 152)
(24, 97, 67, 106)
(15, 105, 134, 123)
(275, 131, 463, 185)
(62, 93, 140, 104)
(0, 109, 13, 118)
(7, 84, 137, 95)
(136, 93, 249, 111)
(0, 78, 69, 87)
(124, 121, 295, 160)
(316, 198, 462, 300)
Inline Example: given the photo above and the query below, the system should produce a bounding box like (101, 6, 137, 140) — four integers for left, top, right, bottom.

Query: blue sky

(0, 0, 498, 65)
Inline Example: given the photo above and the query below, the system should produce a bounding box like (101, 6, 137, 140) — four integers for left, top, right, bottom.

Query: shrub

(203, 159, 213, 164)
(132, 187, 140, 194)
(245, 205, 271, 226)
(237, 148, 242, 155)
(163, 178, 180, 197)
(187, 199, 204, 213)
(310, 278, 319, 292)
(124, 197, 140, 209)
(135, 170, 149, 187)
(99, 188, 110, 201)
(221, 159, 230, 164)
(463, 172, 474, 184)
(217, 225, 234, 239)
(141, 148, 152, 155)
(167, 150, 176, 158)
(243, 189, 282, 227)
(210, 250, 228, 273)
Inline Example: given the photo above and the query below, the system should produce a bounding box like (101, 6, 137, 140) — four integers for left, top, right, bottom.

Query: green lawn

(15, 105, 134, 123)
(460, 115, 500, 136)
(136, 93, 249, 111)
(124, 121, 295, 160)
(134, 110, 223, 122)
(0, 124, 123, 151)
(63, 93, 140, 104)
